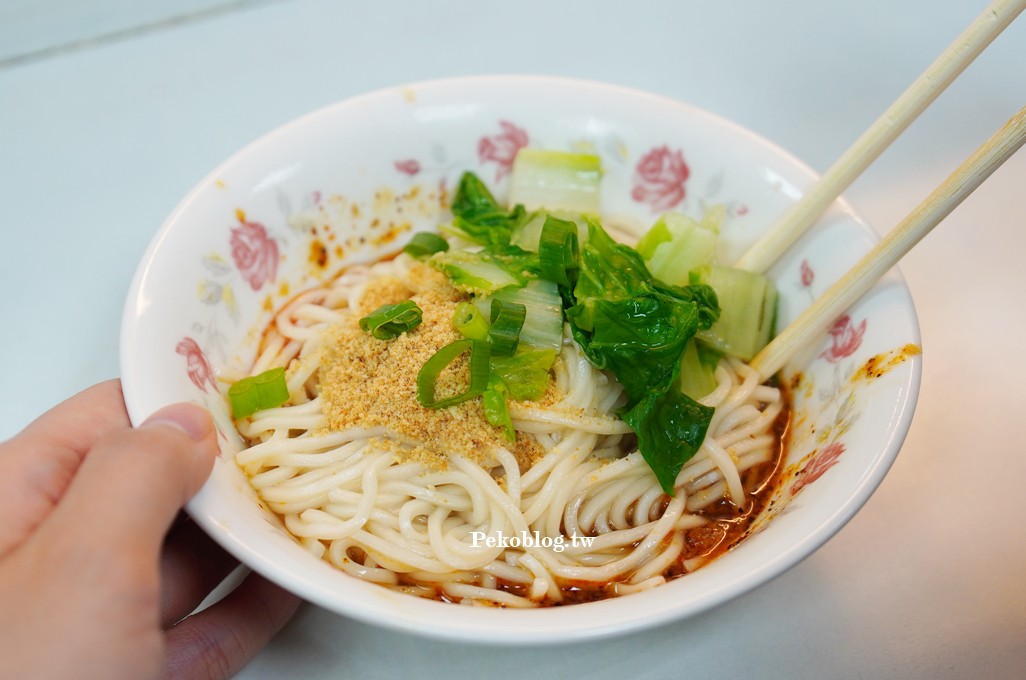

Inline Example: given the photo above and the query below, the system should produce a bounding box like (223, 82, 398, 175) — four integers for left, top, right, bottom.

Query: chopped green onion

(481, 280, 564, 353)
(359, 300, 423, 340)
(453, 301, 490, 340)
(417, 339, 490, 409)
(228, 367, 290, 419)
(403, 232, 449, 258)
(511, 210, 592, 253)
(482, 378, 515, 442)
(488, 299, 527, 357)
(538, 215, 579, 288)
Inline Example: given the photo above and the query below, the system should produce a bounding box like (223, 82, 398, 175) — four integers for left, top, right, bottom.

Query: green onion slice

(482, 378, 515, 442)
(488, 299, 527, 357)
(403, 232, 449, 258)
(359, 300, 423, 340)
(538, 215, 579, 288)
(417, 339, 490, 408)
(228, 367, 290, 419)
(453, 301, 490, 341)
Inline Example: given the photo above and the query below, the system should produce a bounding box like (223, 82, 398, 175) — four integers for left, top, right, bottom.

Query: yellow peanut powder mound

(319, 261, 545, 471)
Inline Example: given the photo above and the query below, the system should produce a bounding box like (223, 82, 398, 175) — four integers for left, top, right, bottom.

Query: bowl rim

(120, 74, 922, 644)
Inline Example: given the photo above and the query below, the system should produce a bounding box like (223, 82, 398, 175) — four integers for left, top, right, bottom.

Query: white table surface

(2, 1, 1024, 678)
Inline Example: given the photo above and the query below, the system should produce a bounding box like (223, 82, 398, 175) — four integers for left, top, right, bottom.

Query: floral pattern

(197, 254, 239, 324)
(797, 261, 867, 364)
(176, 337, 217, 393)
(394, 159, 421, 176)
(478, 120, 528, 180)
(230, 220, 279, 291)
(745, 255, 891, 529)
(800, 259, 815, 287)
(631, 145, 690, 212)
(791, 442, 845, 495)
(821, 314, 867, 363)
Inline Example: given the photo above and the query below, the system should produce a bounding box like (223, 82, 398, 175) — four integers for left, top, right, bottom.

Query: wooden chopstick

(749, 105, 1026, 379)
(734, 0, 1026, 274)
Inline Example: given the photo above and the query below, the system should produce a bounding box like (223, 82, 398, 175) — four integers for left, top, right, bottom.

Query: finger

(36, 402, 218, 564)
(15, 378, 130, 452)
(0, 380, 129, 556)
(163, 573, 302, 680)
(160, 518, 240, 628)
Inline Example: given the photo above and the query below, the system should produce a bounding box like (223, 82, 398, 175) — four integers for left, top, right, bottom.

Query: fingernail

(144, 403, 214, 442)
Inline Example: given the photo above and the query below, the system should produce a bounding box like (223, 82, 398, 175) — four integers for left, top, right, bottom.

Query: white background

(1, 1, 1024, 678)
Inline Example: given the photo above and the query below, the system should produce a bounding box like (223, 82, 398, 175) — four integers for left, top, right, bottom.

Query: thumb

(39, 403, 218, 559)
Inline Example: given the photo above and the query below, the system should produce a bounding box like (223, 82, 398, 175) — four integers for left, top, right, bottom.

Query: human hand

(0, 380, 301, 679)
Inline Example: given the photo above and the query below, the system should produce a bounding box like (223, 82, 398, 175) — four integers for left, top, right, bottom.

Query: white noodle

(234, 256, 785, 606)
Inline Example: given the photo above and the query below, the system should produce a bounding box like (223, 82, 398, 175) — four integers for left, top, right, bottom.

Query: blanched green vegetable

(690, 264, 777, 361)
(679, 339, 721, 400)
(508, 148, 602, 214)
(489, 349, 557, 401)
(564, 223, 719, 493)
(424, 165, 736, 494)
(431, 249, 533, 294)
(482, 376, 515, 442)
(481, 280, 563, 353)
(447, 172, 528, 246)
(637, 209, 721, 286)
(623, 389, 714, 491)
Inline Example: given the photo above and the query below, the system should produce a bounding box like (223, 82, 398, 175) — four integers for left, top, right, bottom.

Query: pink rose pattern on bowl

(631, 145, 690, 212)
(394, 159, 421, 176)
(175, 337, 217, 393)
(230, 217, 280, 291)
(477, 120, 528, 180)
(821, 314, 868, 363)
(792, 442, 845, 495)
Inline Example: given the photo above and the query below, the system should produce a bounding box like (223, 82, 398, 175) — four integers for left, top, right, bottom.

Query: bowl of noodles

(120, 76, 921, 643)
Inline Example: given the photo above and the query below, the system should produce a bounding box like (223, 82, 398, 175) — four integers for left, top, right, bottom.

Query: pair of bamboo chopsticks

(742, 0, 1026, 378)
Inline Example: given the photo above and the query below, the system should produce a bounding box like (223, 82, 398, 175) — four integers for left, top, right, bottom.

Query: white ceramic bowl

(121, 76, 921, 644)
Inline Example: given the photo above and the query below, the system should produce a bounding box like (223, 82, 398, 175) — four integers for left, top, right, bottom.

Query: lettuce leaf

(568, 295, 699, 403)
(431, 249, 525, 294)
(449, 172, 528, 246)
(482, 376, 515, 442)
(436, 171, 721, 494)
(489, 349, 557, 401)
(565, 220, 719, 493)
(572, 218, 653, 304)
(623, 389, 714, 490)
